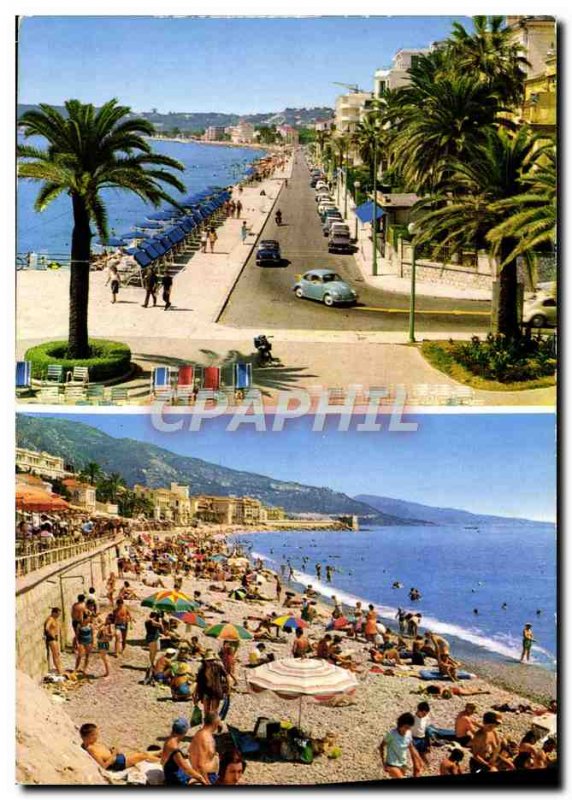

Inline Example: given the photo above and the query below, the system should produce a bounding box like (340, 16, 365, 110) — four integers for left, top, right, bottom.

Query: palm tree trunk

(496, 240, 520, 339)
(68, 194, 92, 358)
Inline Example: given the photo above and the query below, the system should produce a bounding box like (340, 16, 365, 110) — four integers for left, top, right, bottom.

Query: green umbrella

(205, 622, 253, 641)
(141, 589, 196, 613)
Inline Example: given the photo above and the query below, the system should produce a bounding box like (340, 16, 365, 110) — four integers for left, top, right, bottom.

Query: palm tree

(487, 142, 556, 263)
(80, 461, 103, 486)
(447, 16, 529, 105)
(18, 99, 186, 358)
(98, 471, 126, 503)
(411, 126, 545, 337)
(390, 71, 509, 193)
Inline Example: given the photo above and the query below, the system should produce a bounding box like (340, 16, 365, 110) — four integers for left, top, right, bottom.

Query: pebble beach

(36, 528, 556, 786)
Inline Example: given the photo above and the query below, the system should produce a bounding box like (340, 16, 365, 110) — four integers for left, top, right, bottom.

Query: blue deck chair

(16, 361, 32, 394)
(234, 363, 252, 391)
(151, 366, 174, 402)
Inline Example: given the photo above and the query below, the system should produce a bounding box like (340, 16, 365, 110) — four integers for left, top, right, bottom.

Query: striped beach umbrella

(172, 611, 207, 628)
(141, 590, 196, 613)
(247, 657, 358, 727)
(326, 616, 356, 631)
(272, 615, 308, 631)
(205, 622, 253, 641)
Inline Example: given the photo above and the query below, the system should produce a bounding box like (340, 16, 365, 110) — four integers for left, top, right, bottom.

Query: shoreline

(227, 531, 556, 702)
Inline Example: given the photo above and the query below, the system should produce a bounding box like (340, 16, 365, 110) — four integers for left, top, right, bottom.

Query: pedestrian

(520, 623, 535, 662)
(43, 607, 63, 675)
(228, 200, 236, 217)
(161, 272, 173, 310)
(194, 650, 229, 717)
(96, 613, 115, 678)
(208, 227, 217, 253)
(200, 228, 208, 253)
(240, 221, 248, 244)
(71, 594, 88, 651)
(142, 266, 158, 308)
(105, 264, 121, 303)
(236, 200, 243, 218)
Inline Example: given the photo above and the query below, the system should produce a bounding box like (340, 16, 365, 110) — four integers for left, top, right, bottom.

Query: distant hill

(354, 494, 552, 528)
(16, 415, 419, 524)
(17, 104, 334, 132)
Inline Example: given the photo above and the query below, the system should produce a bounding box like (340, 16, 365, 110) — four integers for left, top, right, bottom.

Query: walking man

(240, 221, 248, 244)
(208, 227, 217, 253)
(142, 266, 158, 308)
(161, 272, 173, 310)
(236, 200, 243, 218)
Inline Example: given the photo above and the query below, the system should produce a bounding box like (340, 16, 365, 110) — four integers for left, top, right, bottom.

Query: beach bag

(191, 704, 203, 727)
(220, 694, 231, 720)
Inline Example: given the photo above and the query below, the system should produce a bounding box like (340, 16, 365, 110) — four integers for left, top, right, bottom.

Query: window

(543, 298, 556, 307)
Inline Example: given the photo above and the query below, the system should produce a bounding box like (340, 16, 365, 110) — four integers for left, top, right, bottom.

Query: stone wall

(16, 538, 122, 680)
(401, 262, 493, 291)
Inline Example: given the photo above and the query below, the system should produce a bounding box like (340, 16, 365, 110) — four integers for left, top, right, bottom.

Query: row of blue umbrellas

(98, 187, 231, 268)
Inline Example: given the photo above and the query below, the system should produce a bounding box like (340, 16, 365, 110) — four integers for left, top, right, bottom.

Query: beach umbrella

(228, 588, 247, 600)
(16, 486, 70, 512)
(172, 611, 207, 628)
(326, 616, 356, 631)
(205, 622, 253, 641)
(141, 590, 196, 613)
(272, 615, 308, 631)
(247, 657, 358, 727)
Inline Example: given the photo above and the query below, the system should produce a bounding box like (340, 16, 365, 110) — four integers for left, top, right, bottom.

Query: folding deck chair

(151, 366, 174, 402)
(45, 364, 64, 384)
(15, 361, 32, 396)
(38, 385, 62, 404)
(64, 384, 87, 404)
(68, 365, 89, 385)
(176, 365, 196, 404)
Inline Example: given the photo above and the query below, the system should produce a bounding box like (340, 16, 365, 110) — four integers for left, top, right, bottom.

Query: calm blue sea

(17, 139, 264, 256)
(235, 525, 557, 670)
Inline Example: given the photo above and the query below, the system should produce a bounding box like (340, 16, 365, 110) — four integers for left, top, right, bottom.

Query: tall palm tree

(98, 471, 126, 503)
(487, 142, 556, 263)
(18, 99, 186, 358)
(411, 126, 545, 337)
(447, 16, 529, 105)
(80, 461, 103, 486)
(390, 71, 509, 193)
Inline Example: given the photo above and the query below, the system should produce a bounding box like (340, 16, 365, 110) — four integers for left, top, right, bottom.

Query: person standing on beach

(379, 712, 424, 779)
(142, 266, 158, 308)
(43, 608, 63, 675)
(520, 624, 534, 662)
(71, 594, 88, 651)
(96, 613, 115, 678)
(275, 575, 282, 600)
(105, 264, 121, 303)
(365, 604, 378, 643)
(194, 650, 229, 716)
(326, 565, 333, 583)
(315, 563, 322, 580)
(113, 597, 132, 656)
(208, 227, 218, 253)
(161, 272, 173, 310)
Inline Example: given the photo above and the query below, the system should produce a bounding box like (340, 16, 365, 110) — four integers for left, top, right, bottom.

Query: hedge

(25, 339, 132, 382)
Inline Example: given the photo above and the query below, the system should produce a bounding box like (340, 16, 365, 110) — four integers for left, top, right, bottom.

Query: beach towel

(419, 668, 476, 681)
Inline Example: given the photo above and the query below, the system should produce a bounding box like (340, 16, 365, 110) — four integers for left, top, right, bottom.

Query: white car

(523, 294, 557, 327)
(318, 200, 337, 215)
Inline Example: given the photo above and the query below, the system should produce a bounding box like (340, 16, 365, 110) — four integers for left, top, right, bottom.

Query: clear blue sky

(17, 15, 470, 113)
(22, 412, 556, 522)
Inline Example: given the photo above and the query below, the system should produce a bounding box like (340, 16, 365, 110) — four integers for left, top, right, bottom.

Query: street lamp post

(353, 180, 361, 241)
(408, 222, 417, 343)
(372, 143, 378, 276)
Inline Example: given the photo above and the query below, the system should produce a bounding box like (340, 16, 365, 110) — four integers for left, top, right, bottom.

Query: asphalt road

(219, 152, 491, 332)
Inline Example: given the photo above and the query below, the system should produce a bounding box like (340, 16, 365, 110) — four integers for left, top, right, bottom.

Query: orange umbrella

(16, 485, 70, 512)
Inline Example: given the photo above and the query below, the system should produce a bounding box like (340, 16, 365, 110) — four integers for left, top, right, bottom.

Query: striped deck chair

(45, 364, 64, 384)
(86, 384, 105, 404)
(109, 387, 129, 405)
(176, 365, 196, 404)
(203, 366, 221, 391)
(38, 385, 62, 404)
(68, 366, 89, 385)
(16, 361, 32, 395)
(64, 384, 87, 404)
(233, 363, 252, 391)
(151, 366, 174, 402)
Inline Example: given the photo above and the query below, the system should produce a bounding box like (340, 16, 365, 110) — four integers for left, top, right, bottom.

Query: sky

(21, 412, 556, 522)
(17, 15, 470, 113)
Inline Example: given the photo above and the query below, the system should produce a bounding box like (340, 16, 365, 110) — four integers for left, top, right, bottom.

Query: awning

(355, 201, 386, 224)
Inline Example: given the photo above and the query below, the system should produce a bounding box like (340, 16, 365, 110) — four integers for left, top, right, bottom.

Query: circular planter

(25, 339, 132, 383)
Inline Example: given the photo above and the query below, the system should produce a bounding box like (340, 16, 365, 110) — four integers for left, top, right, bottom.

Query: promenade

(16, 155, 555, 407)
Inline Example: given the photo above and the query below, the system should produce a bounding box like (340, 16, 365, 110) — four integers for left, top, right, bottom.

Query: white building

(334, 91, 372, 134)
(374, 49, 429, 96)
(506, 16, 556, 79)
(230, 121, 256, 144)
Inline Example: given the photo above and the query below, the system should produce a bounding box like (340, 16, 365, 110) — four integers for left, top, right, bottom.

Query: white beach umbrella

(247, 657, 358, 727)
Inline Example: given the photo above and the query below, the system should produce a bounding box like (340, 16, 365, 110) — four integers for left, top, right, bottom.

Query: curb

(213, 174, 287, 324)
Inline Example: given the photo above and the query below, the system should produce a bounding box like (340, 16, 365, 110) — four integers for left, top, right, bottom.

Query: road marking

(357, 307, 490, 316)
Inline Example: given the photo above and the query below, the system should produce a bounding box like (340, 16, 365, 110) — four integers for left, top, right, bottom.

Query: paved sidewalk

(345, 195, 493, 302)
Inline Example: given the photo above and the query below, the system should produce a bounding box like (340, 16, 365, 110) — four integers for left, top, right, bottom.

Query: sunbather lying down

(80, 723, 160, 772)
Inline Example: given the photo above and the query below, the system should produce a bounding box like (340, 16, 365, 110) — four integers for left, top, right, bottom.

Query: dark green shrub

(25, 339, 132, 382)
(454, 333, 556, 383)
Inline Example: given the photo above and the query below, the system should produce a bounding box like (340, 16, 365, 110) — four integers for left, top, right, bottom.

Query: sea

(233, 525, 557, 671)
(17, 138, 265, 258)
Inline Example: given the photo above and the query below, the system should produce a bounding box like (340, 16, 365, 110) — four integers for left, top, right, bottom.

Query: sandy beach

(25, 528, 556, 786)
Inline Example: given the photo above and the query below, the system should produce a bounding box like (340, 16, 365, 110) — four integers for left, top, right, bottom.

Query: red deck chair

(203, 366, 221, 391)
(176, 365, 195, 404)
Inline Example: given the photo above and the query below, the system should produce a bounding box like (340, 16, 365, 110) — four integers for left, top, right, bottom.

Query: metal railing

(15, 532, 121, 577)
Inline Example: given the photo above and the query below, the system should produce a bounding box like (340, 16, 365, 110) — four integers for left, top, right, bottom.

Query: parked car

(292, 269, 358, 306)
(318, 201, 337, 216)
(256, 239, 282, 266)
(523, 294, 557, 327)
(322, 215, 345, 235)
(328, 230, 353, 253)
(315, 191, 333, 203)
(315, 181, 329, 191)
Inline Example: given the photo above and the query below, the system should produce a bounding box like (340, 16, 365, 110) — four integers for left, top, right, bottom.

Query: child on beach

(105, 264, 121, 303)
(379, 713, 424, 779)
(80, 723, 159, 772)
